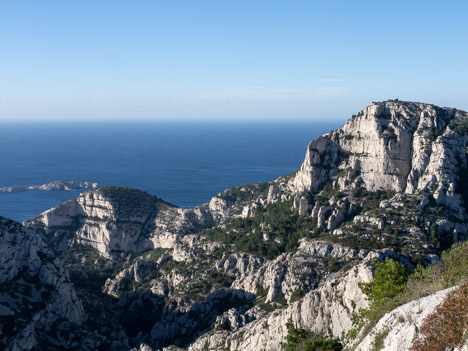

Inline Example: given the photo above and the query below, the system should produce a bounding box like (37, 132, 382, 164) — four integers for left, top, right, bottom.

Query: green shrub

(352, 241, 468, 344)
(290, 289, 306, 303)
(359, 258, 409, 308)
(281, 319, 343, 351)
(371, 328, 389, 351)
(454, 117, 468, 134)
(200, 200, 318, 259)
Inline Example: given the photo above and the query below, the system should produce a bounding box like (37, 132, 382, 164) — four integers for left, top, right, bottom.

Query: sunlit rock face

(26, 187, 214, 259)
(291, 101, 468, 218)
(11, 101, 468, 351)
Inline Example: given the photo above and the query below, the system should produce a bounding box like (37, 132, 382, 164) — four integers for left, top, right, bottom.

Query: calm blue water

(0, 121, 341, 222)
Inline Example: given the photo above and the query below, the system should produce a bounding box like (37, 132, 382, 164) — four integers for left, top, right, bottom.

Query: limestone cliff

(290, 101, 468, 217)
(7, 100, 468, 351)
(26, 187, 214, 259)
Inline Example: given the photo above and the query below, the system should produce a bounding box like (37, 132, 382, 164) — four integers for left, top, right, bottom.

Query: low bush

(350, 241, 468, 343)
(289, 288, 306, 303)
(281, 319, 343, 351)
(201, 200, 318, 259)
(411, 282, 468, 351)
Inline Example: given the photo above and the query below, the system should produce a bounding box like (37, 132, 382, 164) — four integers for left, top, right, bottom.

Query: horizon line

(0, 117, 348, 123)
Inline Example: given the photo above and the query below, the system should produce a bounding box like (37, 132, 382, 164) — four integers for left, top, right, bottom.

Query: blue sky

(0, 0, 467, 121)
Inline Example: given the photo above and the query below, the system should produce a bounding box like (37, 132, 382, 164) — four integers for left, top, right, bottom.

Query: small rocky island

(0, 180, 98, 193)
(1, 100, 467, 351)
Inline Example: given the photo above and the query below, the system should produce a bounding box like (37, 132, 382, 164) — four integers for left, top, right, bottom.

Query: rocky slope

(2, 100, 466, 350)
(354, 285, 468, 351)
(0, 217, 89, 350)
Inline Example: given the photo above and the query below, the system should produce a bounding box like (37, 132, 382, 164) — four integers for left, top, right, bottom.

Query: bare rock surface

(7, 100, 468, 351)
(354, 286, 467, 351)
(0, 217, 87, 350)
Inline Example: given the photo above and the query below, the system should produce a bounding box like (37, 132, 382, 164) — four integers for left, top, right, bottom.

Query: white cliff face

(12, 101, 468, 351)
(76, 190, 156, 255)
(290, 102, 468, 218)
(25, 187, 214, 259)
(0, 217, 85, 350)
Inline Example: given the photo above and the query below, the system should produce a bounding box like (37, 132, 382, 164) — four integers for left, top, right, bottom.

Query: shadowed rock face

(0, 217, 86, 350)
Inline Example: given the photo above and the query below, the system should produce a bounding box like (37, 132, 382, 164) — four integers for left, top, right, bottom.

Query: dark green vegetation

(63, 245, 116, 292)
(370, 328, 389, 351)
(200, 182, 407, 260)
(350, 188, 396, 213)
(456, 155, 468, 209)
(350, 241, 468, 342)
(217, 182, 271, 204)
(452, 113, 468, 134)
(289, 288, 306, 303)
(201, 200, 319, 259)
(98, 186, 169, 207)
(281, 319, 343, 351)
(358, 259, 409, 309)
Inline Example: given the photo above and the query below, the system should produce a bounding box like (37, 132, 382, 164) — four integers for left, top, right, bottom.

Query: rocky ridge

(1, 100, 467, 350)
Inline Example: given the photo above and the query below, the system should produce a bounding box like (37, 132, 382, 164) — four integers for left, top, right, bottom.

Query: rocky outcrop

(354, 286, 468, 351)
(229, 240, 368, 303)
(8, 100, 468, 351)
(208, 182, 273, 220)
(25, 187, 214, 259)
(186, 249, 373, 350)
(147, 288, 255, 350)
(103, 258, 159, 298)
(0, 217, 87, 350)
(187, 245, 416, 351)
(0, 180, 97, 193)
(290, 101, 468, 218)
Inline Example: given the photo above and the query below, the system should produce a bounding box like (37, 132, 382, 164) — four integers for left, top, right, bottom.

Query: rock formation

(0, 180, 98, 193)
(1, 100, 467, 350)
(0, 217, 87, 350)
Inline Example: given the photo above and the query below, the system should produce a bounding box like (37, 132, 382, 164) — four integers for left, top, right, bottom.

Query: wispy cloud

(199, 85, 312, 99)
(315, 86, 351, 96)
(199, 84, 351, 100)
(317, 78, 344, 82)
(375, 82, 392, 88)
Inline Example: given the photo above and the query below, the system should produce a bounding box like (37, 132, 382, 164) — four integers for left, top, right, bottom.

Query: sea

(0, 120, 342, 222)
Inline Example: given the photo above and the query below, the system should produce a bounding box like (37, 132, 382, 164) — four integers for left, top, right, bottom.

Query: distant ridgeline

(0, 180, 98, 193)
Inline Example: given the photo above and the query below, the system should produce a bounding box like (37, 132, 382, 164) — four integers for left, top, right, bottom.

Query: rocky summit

(1, 100, 468, 351)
